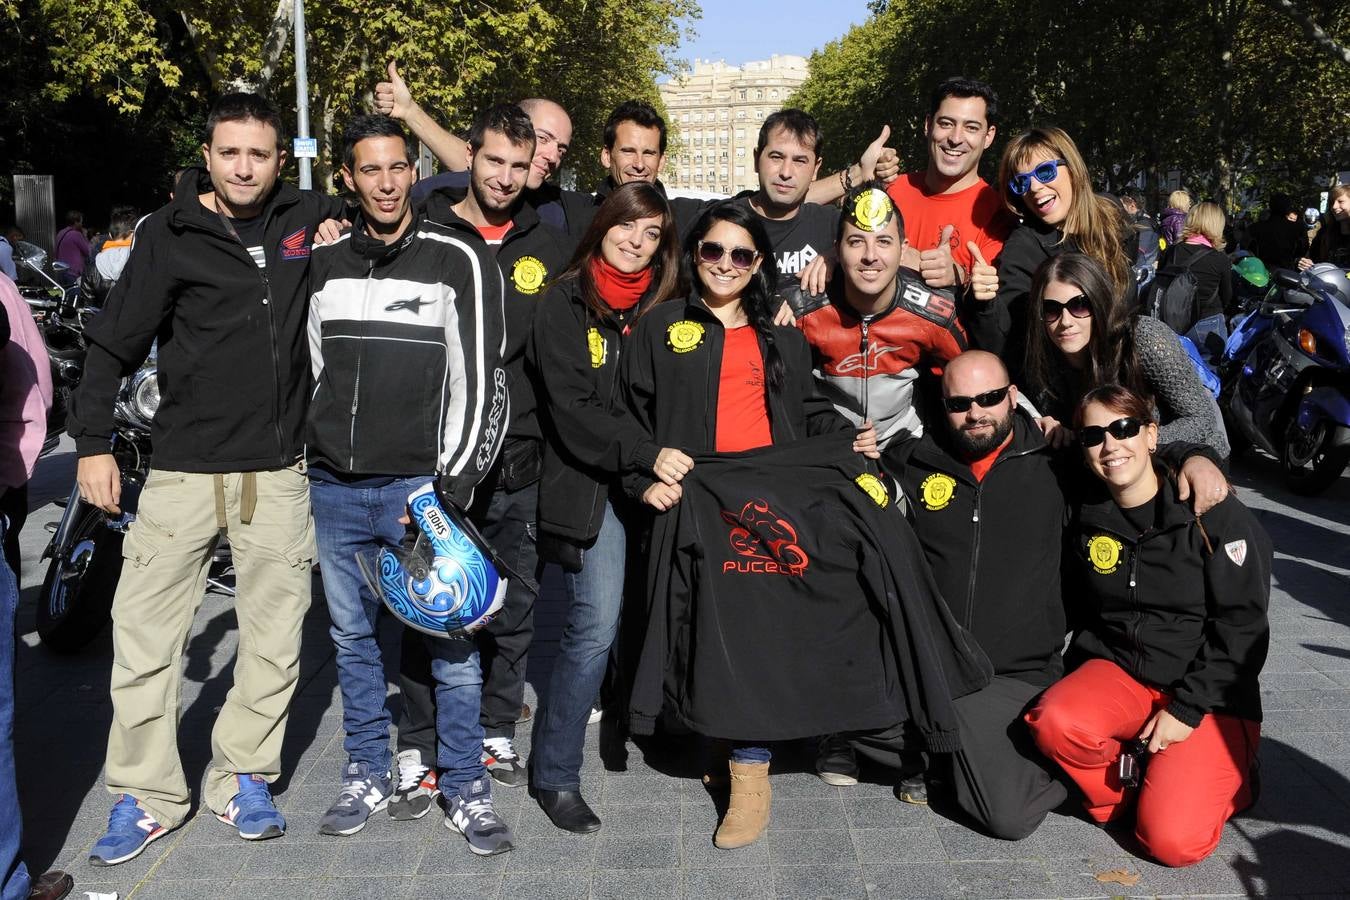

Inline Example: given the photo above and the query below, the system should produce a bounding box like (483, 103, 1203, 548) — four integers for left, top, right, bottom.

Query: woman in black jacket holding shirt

(526, 182, 686, 834)
(1025, 383, 1270, 867)
(620, 201, 874, 850)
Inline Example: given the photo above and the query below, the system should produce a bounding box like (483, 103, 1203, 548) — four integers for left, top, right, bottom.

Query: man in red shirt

(886, 77, 1013, 296)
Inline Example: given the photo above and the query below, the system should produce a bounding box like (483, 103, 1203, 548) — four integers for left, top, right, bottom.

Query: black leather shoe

(536, 789, 602, 833)
(29, 871, 74, 900)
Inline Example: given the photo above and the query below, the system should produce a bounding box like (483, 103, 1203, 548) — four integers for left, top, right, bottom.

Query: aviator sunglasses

(1078, 417, 1144, 448)
(1041, 294, 1093, 323)
(1009, 158, 1068, 196)
(697, 240, 759, 270)
(942, 385, 1012, 414)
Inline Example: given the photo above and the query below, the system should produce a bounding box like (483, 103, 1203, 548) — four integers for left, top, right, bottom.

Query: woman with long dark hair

(526, 181, 685, 833)
(1021, 252, 1228, 458)
(620, 200, 873, 850)
(1026, 384, 1269, 867)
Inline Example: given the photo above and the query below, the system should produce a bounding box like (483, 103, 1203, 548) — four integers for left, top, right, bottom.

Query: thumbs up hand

(967, 240, 999, 301)
(919, 224, 958, 288)
(862, 125, 899, 184)
(374, 60, 415, 120)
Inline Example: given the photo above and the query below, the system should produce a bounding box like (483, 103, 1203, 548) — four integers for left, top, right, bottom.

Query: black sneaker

(388, 749, 438, 821)
(896, 771, 928, 805)
(815, 734, 860, 786)
(482, 737, 527, 788)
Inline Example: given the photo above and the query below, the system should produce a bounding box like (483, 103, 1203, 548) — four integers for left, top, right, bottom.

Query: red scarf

(590, 256, 652, 310)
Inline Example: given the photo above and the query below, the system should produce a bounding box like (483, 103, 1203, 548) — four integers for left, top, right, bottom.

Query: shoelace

(459, 795, 502, 825)
(333, 778, 373, 809)
(396, 758, 431, 792)
(232, 779, 275, 814)
(108, 797, 150, 830)
(483, 737, 519, 762)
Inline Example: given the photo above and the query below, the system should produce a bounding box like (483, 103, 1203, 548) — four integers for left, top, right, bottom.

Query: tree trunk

(1268, 0, 1350, 67)
(256, 0, 296, 95)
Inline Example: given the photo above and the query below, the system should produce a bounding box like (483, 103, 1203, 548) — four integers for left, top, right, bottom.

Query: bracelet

(844, 164, 854, 193)
(839, 168, 848, 197)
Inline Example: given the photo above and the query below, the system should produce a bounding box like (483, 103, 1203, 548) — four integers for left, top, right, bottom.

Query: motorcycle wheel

(1281, 418, 1350, 496)
(1217, 380, 1251, 459)
(37, 504, 125, 652)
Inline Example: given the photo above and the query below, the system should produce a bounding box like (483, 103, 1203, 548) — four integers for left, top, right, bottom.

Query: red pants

(1024, 658, 1259, 867)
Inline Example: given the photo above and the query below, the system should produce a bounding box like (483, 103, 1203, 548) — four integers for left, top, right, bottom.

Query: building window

(735, 147, 745, 158)
(681, 113, 689, 123)
(735, 165, 745, 176)
(770, 90, 779, 99)
(735, 129, 745, 140)
(738, 90, 747, 100)
(720, 110, 729, 121)
(754, 109, 764, 119)
(736, 110, 746, 120)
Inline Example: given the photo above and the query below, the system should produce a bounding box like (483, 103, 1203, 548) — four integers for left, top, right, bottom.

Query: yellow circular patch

(666, 320, 706, 353)
(1087, 534, 1123, 575)
(850, 188, 895, 233)
(587, 327, 606, 369)
(511, 255, 547, 295)
(920, 473, 956, 511)
(854, 473, 889, 508)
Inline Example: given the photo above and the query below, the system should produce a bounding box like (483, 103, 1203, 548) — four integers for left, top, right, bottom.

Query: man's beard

(951, 411, 1014, 458)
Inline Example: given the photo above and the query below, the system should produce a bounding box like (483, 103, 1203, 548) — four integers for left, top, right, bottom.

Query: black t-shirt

(732, 197, 839, 277)
(228, 215, 267, 268)
(1120, 493, 1159, 536)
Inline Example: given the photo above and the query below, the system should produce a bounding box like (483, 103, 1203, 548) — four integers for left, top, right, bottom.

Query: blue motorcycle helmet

(1305, 262, 1350, 307)
(360, 482, 507, 638)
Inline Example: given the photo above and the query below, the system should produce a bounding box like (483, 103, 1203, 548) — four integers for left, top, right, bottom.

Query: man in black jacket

(69, 93, 348, 863)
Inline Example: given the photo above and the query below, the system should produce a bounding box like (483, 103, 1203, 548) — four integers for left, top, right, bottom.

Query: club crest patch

(854, 473, 889, 508)
(512, 255, 547, 295)
(849, 188, 895, 232)
(1088, 534, 1123, 575)
(587, 327, 607, 368)
(1224, 539, 1248, 567)
(666, 320, 705, 353)
(920, 473, 956, 511)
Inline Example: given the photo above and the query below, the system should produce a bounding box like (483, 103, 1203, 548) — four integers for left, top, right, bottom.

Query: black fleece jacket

(1067, 477, 1271, 726)
(69, 168, 347, 472)
(620, 291, 853, 500)
(528, 277, 663, 544)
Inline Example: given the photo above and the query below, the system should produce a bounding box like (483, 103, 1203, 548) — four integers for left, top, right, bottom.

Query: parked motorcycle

(1219, 263, 1350, 495)
(13, 241, 86, 455)
(37, 352, 157, 651)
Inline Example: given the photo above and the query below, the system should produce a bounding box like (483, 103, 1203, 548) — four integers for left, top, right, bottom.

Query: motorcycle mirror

(14, 240, 47, 269)
(52, 261, 70, 273)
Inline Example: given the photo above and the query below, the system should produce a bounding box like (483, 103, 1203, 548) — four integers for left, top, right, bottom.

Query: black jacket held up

(1067, 478, 1271, 727)
(630, 434, 993, 747)
(69, 168, 347, 472)
(528, 277, 662, 545)
(884, 409, 1069, 685)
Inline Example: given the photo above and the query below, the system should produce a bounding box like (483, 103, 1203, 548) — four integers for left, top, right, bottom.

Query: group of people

(0, 69, 1283, 899)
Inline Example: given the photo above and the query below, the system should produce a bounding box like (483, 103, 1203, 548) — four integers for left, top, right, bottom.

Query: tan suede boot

(713, 760, 772, 849)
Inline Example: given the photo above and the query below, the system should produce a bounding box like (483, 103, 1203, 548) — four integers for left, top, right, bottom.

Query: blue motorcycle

(1219, 263, 1350, 495)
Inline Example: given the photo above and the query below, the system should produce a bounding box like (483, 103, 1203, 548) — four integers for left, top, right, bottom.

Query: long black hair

(683, 200, 786, 393)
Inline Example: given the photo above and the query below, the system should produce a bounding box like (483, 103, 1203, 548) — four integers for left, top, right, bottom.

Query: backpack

(1147, 250, 1202, 334)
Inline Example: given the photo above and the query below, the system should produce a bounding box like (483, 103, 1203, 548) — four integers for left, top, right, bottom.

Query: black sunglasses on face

(697, 240, 759, 270)
(942, 385, 1012, 413)
(1078, 417, 1144, 448)
(1041, 294, 1093, 323)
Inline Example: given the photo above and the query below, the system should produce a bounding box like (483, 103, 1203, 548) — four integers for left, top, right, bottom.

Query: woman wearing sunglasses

(973, 127, 1135, 369)
(1025, 383, 1269, 867)
(1022, 252, 1229, 457)
(621, 201, 871, 850)
(526, 181, 686, 834)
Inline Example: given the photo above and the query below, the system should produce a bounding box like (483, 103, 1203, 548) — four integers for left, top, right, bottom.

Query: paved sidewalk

(11, 445, 1350, 899)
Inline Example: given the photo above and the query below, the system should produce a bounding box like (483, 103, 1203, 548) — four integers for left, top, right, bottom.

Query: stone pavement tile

(296, 875, 415, 900)
(128, 878, 217, 900)
(1262, 708, 1350, 734)
(680, 797, 724, 838)
(1260, 671, 1341, 692)
(498, 869, 591, 900)
(679, 830, 770, 868)
(763, 828, 856, 867)
(594, 833, 680, 869)
(233, 840, 333, 878)
(1260, 689, 1350, 711)
(771, 863, 868, 899)
(416, 840, 511, 875)
(152, 843, 247, 880)
(407, 874, 505, 900)
(590, 867, 683, 899)
(767, 771, 844, 799)
(768, 797, 849, 831)
(848, 826, 946, 865)
(945, 860, 1053, 898)
(593, 801, 681, 835)
(601, 771, 690, 804)
(860, 862, 958, 899)
(683, 865, 773, 899)
(841, 797, 931, 830)
(504, 833, 599, 873)
(326, 837, 425, 876)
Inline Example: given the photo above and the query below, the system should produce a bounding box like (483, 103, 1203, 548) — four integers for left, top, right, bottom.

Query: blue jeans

(310, 474, 485, 791)
(0, 514, 30, 900)
(531, 500, 627, 792)
(731, 745, 771, 764)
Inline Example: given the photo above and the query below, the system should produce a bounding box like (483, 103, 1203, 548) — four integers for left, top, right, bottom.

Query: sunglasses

(1078, 417, 1144, 448)
(942, 385, 1012, 413)
(697, 240, 759, 270)
(1009, 158, 1069, 196)
(1041, 294, 1093, 323)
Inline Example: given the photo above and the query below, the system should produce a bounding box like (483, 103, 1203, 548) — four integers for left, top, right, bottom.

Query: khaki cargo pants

(103, 463, 316, 827)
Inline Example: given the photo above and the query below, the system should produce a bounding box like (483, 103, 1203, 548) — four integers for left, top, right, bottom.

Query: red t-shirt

(475, 221, 513, 244)
(886, 173, 1014, 277)
(966, 431, 1014, 482)
(715, 326, 772, 452)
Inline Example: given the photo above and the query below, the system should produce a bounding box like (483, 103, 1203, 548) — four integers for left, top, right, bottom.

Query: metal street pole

(294, 0, 313, 189)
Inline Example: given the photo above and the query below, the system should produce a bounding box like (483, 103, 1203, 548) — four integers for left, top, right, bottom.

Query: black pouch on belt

(499, 438, 543, 492)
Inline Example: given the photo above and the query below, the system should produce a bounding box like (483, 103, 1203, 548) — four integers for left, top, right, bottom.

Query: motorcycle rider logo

(1088, 534, 1123, 575)
(720, 498, 810, 576)
(666, 320, 705, 353)
(512, 255, 547, 295)
(919, 472, 956, 511)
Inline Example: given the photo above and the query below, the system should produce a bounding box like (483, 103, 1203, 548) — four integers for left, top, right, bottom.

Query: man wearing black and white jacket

(305, 114, 513, 854)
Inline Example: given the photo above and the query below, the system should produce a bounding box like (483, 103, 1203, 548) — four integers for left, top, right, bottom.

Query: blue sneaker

(217, 774, 286, 840)
(444, 776, 515, 856)
(90, 795, 170, 866)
